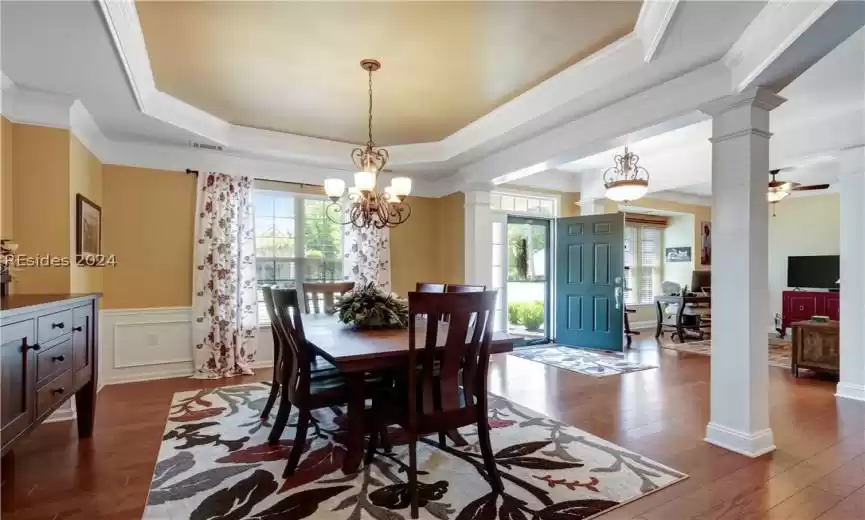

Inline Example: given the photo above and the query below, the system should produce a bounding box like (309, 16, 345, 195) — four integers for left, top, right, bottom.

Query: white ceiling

(556, 26, 865, 199)
(1, 1, 862, 197)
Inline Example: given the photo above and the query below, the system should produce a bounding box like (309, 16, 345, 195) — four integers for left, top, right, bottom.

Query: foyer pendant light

(603, 147, 650, 203)
(324, 59, 412, 229)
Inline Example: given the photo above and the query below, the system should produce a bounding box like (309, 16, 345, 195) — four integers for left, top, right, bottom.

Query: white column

(463, 189, 493, 288)
(700, 87, 785, 458)
(837, 149, 865, 401)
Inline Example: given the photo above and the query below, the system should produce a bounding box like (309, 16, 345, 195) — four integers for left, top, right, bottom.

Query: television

(787, 255, 839, 289)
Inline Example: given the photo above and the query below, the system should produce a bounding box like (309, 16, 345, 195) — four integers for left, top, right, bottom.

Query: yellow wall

(102, 165, 196, 309)
(69, 135, 104, 294)
(1, 118, 14, 239)
(11, 124, 72, 294)
(434, 192, 465, 285)
(390, 196, 441, 296)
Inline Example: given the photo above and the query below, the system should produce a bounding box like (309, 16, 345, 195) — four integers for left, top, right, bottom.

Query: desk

(654, 295, 711, 343)
(304, 316, 518, 472)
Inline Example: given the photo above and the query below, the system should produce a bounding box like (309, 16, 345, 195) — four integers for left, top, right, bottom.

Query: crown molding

(0, 83, 75, 129)
(635, 0, 680, 63)
(95, 0, 657, 169)
(643, 190, 712, 207)
(723, 0, 837, 92)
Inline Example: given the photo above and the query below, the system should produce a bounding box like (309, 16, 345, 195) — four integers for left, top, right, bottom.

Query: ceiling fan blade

(792, 184, 830, 191)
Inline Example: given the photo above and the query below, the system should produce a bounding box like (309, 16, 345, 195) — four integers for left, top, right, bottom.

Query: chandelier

(324, 59, 412, 229)
(603, 146, 650, 203)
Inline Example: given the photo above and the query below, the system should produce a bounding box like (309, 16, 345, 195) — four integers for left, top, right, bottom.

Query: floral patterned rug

(660, 334, 793, 369)
(143, 383, 687, 519)
(508, 345, 657, 377)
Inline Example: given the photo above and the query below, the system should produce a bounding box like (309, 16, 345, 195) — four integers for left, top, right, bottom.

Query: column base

(836, 383, 865, 402)
(705, 422, 776, 458)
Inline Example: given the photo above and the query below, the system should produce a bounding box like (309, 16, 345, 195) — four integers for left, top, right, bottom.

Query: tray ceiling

(135, 1, 640, 146)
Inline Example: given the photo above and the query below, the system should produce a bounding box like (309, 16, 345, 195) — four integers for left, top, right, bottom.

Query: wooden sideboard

(780, 290, 839, 338)
(791, 320, 839, 377)
(1, 294, 100, 456)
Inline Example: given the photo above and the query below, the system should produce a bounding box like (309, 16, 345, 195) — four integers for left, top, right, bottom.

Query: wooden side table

(791, 320, 839, 377)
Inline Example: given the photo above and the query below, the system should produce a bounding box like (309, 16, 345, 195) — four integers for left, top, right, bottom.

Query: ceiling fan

(768, 168, 830, 215)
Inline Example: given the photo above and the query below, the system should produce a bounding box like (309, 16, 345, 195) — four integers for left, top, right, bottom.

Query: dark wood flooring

(1, 335, 863, 519)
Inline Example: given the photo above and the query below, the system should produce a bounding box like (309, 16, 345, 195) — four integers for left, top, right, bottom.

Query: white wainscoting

(100, 307, 274, 386)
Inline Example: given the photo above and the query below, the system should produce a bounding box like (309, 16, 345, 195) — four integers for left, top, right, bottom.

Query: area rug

(508, 345, 657, 377)
(660, 334, 792, 369)
(143, 383, 687, 519)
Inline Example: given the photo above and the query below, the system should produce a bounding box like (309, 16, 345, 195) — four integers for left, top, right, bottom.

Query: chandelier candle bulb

(391, 177, 412, 197)
(324, 178, 346, 201)
(354, 171, 376, 193)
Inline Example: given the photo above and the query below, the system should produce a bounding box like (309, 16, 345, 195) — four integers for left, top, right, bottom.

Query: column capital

(699, 87, 786, 117)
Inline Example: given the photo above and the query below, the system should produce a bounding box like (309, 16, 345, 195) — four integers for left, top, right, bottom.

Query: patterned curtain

(343, 225, 391, 293)
(191, 172, 258, 379)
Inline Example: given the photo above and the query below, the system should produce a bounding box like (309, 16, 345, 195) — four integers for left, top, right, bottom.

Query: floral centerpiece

(331, 282, 409, 329)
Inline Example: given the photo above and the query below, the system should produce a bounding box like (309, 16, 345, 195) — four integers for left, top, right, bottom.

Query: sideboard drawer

(787, 295, 816, 321)
(35, 337, 73, 387)
(37, 310, 72, 344)
(35, 370, 73, 421)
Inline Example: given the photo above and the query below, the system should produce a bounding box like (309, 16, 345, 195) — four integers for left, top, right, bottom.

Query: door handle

(614, 286, 622, 310)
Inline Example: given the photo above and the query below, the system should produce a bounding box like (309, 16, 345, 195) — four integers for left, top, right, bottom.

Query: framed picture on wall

(700, 221, 711, 266)
(665, 246, 692, 263)
(76, 194, 102, 265)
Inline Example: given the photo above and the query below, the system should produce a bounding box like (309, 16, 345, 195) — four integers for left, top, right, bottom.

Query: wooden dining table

(303, 315, 518, 473)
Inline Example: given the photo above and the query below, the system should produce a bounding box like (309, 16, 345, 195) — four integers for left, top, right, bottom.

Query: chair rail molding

(100, 307, 273, 385)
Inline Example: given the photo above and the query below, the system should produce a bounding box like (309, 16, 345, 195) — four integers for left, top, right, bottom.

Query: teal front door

(555, 213, 625, 351)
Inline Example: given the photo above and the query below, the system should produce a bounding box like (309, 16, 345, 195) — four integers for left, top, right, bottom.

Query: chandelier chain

(367, 68, 374, 147)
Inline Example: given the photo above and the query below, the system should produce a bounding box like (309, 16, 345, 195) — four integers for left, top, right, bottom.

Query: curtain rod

(184, 170, 322, 190)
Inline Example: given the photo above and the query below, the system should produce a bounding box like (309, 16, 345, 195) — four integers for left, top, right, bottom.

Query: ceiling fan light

(605, 179, 649, 202)
(767, 188, 790, 203)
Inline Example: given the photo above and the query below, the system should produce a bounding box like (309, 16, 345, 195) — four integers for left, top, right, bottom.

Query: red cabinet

(781, 290, 840, 337)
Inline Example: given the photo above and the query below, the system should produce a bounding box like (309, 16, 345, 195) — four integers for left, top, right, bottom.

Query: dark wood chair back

(406, 291, 496, 428)
(301, 282, 355, 314)
(445, 284, 485, 293)
(270, 287, 314, 400)
(416, 282, 446, 293)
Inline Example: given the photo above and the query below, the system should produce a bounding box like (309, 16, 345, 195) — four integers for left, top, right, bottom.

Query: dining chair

(415, 282, 446, 293)
(301, 281, 355, 314)
(366, 290, 502, 518)
(269, 287, 382, 477)
(445, 283, 485, 293)
(259, 286, 340, 425)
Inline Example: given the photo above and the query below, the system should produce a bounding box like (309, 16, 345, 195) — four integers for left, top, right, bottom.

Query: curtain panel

(191, 172, 258, 379)
(343, 225, 392, 293)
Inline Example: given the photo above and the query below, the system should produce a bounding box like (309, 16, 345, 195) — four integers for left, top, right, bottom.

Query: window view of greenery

(254, 191, 343, 321)
(507, 223, 546, 282)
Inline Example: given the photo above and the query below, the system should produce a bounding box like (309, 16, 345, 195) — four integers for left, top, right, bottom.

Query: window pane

(274, 196, 295, 218)
(256, 258, 276, 281)
(273, 237, 295, 257)
(541, 200, 554, 216)
(490, 194, 502, 210)
(256, 237, 275, 258)
(500, 195, 514, 211)
(526, 198, 540, 213)
(254, 194, 274, 217)
(274, 259, 296, 281)
(255, 217, 275, 238)
(514, 197, 528, 213)
(273, 217, 294, 239)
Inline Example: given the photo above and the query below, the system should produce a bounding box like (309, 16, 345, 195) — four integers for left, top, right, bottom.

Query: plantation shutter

(624, 226, 637, 305)
(639, 227, 662, 304)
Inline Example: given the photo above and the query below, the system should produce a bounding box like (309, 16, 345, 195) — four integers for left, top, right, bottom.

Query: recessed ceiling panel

(136, 1, 640, 145)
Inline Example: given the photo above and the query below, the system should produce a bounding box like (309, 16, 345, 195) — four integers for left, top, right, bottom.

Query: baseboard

(630, 320, 656, 331)
(705, 422, 776, 458)
(835, 382, 865, 402)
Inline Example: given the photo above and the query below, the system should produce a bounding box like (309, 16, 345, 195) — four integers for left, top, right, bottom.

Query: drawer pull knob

(52, 355, 65, 362)
(51, 322, 65, 330)
(27, 343, 41, 352)
(72, 326, 83, 332)
(799, 305, 805, 311)
(52, 388, 65, 395)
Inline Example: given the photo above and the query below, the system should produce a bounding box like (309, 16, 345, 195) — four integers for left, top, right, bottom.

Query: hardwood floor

(1, 335, 862, 519)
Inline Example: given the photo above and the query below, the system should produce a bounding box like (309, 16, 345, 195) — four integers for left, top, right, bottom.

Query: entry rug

(144, 383, 686, 519)
(660, 334, 792, 369)
(509, 345, 657, 377)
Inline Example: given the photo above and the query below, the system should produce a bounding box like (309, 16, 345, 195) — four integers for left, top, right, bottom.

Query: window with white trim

(624, 224, 663, 305)
(490, 193, 556, 217)
(254, 190, 343, 323)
